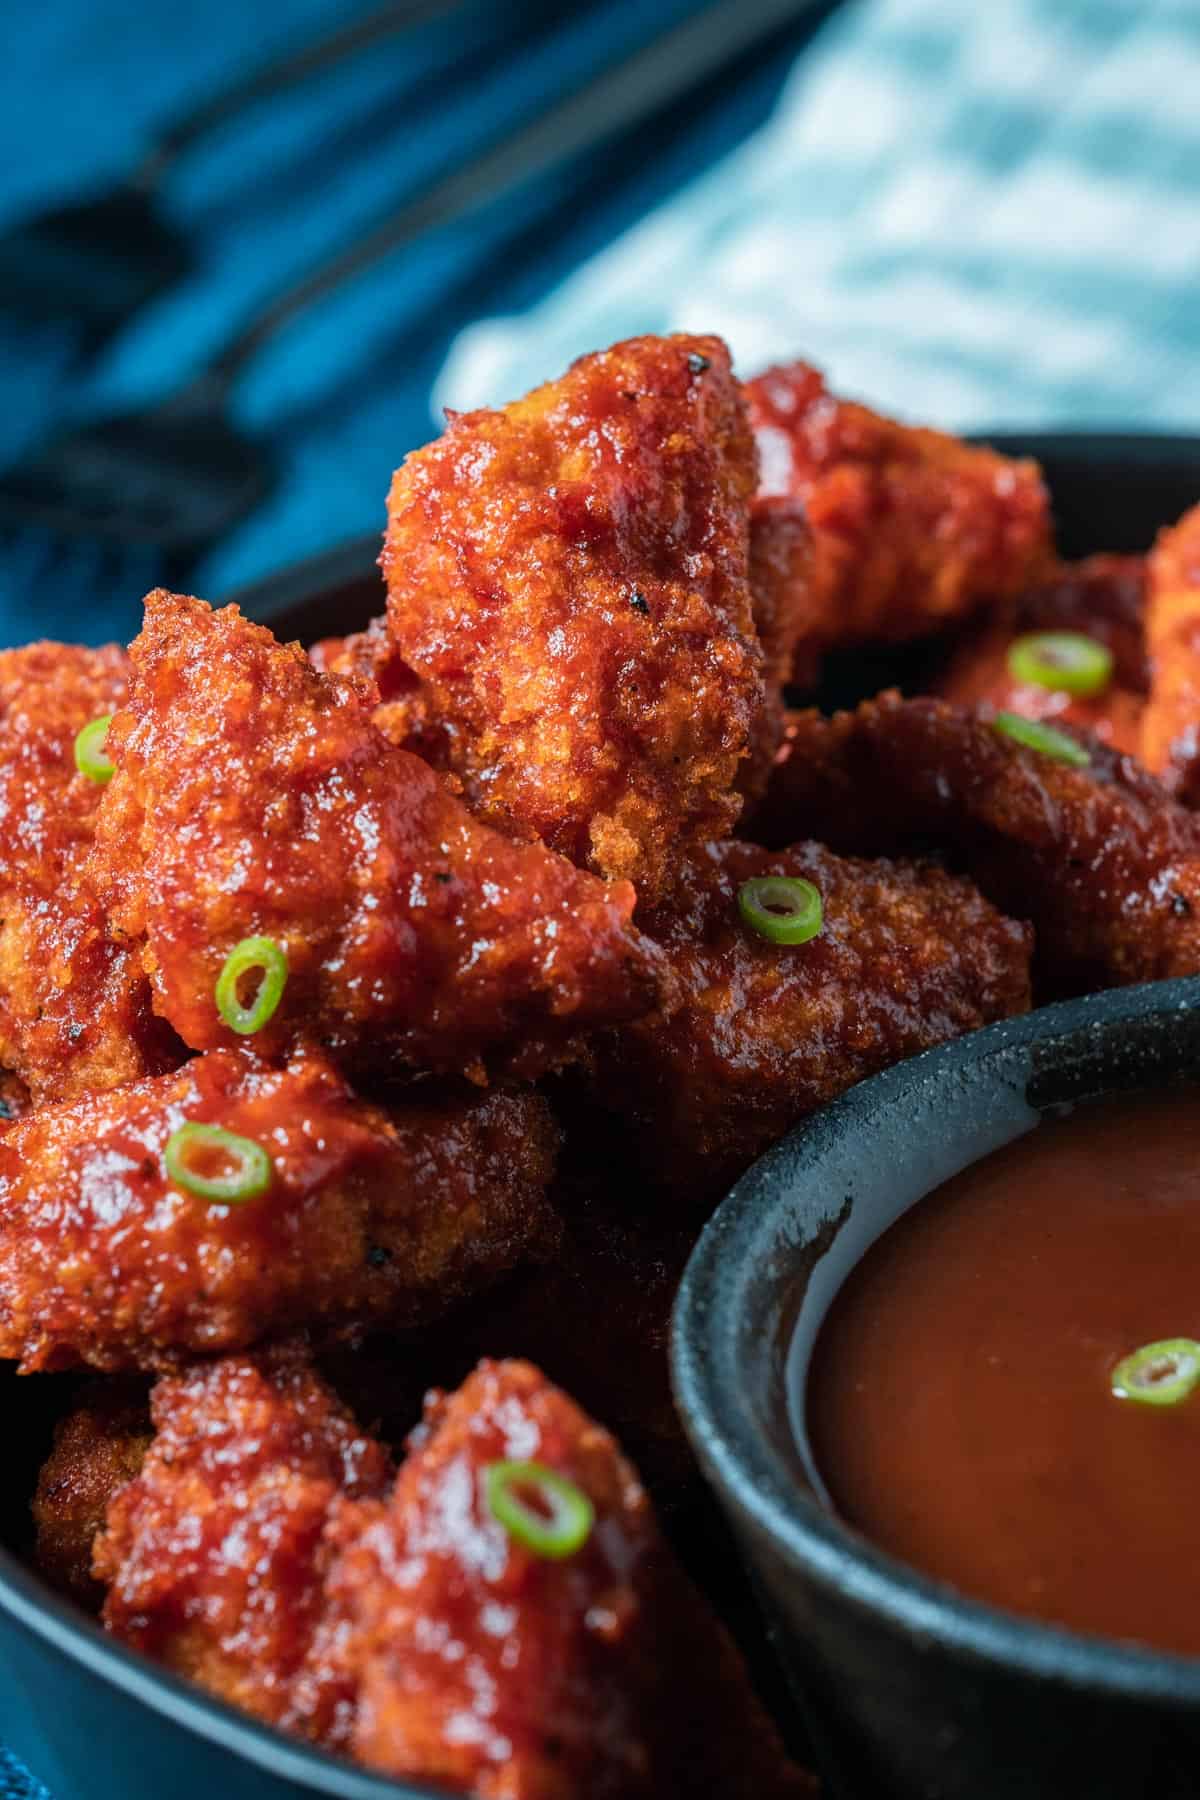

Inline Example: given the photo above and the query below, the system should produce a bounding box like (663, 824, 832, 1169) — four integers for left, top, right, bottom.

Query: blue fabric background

(0, 0, 825, 649)
(441, 0, 1200, 439)
(0, 1750, 46, 1800)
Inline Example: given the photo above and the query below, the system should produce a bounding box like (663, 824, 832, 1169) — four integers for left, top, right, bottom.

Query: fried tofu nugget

(96, 1347, 393, 1747)
(33, 1382, 151, 1606)
(936, 554, 1146, 755)
(88, 593, 663, 1081)
(754, 692, 1200, 995)
(382, 334, 765, 898)
(584, 839, 1031, 1200)
(325, 1359, 812, 1798)
(0, 1071, 29, 1122)
(745, 361, 1052, 676)
(0, 1047, 559, 1372)
(0, 643, 181, 1104)
(749, 492, 821, 691)
(308, 618, 396, 689)
(1142, 504, 1200, 803)
(337, 1183, 701, 1508)
(94, 1354, 811, 1795)
(308, 619, 450, 763)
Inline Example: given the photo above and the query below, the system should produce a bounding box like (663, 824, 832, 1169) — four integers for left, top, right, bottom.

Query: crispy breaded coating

(318, 525, 793, 808)
(33, 1382, 151, 1606)
(336, 1181, 700, 1507)
(92, 1354, 811, 1794)
(325, 1359, 812, 1798)
(309, 618, 452, 763)
(0, 643, 181, 1104)
(96, 1347, 393, 1746)
(749, 492, 821, 692)
(937, 554, 1146, 754)
(88, 593, 663, 1081)
(316, 595, 787, 811)
(0, 1047, 559, 1372)
(308, 618, 396, 689)
(382, 334, 765, 898)
(1142, 504, 1200, 803)
(745, 361, 1052, 677)
(754, 692, 1200, 996)
(466, 1198, 697, 1504)
(584, 839, 1031, 1200)
(0, 1071, 29, 1123)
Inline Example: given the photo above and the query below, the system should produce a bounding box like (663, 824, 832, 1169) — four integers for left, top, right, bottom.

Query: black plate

(1, 431, 1198, 1800)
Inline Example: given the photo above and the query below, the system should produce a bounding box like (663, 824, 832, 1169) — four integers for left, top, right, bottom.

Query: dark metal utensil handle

(202, 0, 821, 389)
(133, 0, 461, 191)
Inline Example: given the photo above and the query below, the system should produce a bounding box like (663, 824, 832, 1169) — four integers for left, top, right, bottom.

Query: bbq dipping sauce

(807, 1090, 1200, 1659)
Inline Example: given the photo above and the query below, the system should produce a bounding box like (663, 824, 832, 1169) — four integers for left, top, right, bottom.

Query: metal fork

(0, 0, 457, 349)
(0, 0, 819, 578)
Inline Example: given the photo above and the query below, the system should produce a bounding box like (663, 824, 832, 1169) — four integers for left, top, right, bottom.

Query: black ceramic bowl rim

(671, 976, 1200, 1710)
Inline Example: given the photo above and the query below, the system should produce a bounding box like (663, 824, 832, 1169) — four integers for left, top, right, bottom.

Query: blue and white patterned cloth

(0, 1751, 47, 1800)
(3, 0, 1200, 1795)
(440, 0, 1200, 432)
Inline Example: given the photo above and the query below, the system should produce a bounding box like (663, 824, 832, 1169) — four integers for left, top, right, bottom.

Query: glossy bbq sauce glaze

(807, 1091, 1200, 1657)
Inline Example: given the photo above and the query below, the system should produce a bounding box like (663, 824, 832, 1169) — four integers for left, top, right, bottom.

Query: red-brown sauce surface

(808, 1092, 1200, 1657)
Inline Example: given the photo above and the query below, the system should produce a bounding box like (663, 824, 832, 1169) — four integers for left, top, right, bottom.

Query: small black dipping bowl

(672, 977, 1200, 1800)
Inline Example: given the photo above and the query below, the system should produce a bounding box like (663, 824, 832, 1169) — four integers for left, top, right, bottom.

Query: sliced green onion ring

(1007, 631, 1114, 698)
(1111, 1338, 1200, 1407)
(992, 711, 1091, 768)
(738, 876, 824, 946)
(74, 714, 115, 784)
(215, 936, 289, 1035)
(163, 1121, 273, 1206)
(484, 1459, 595, 1559)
